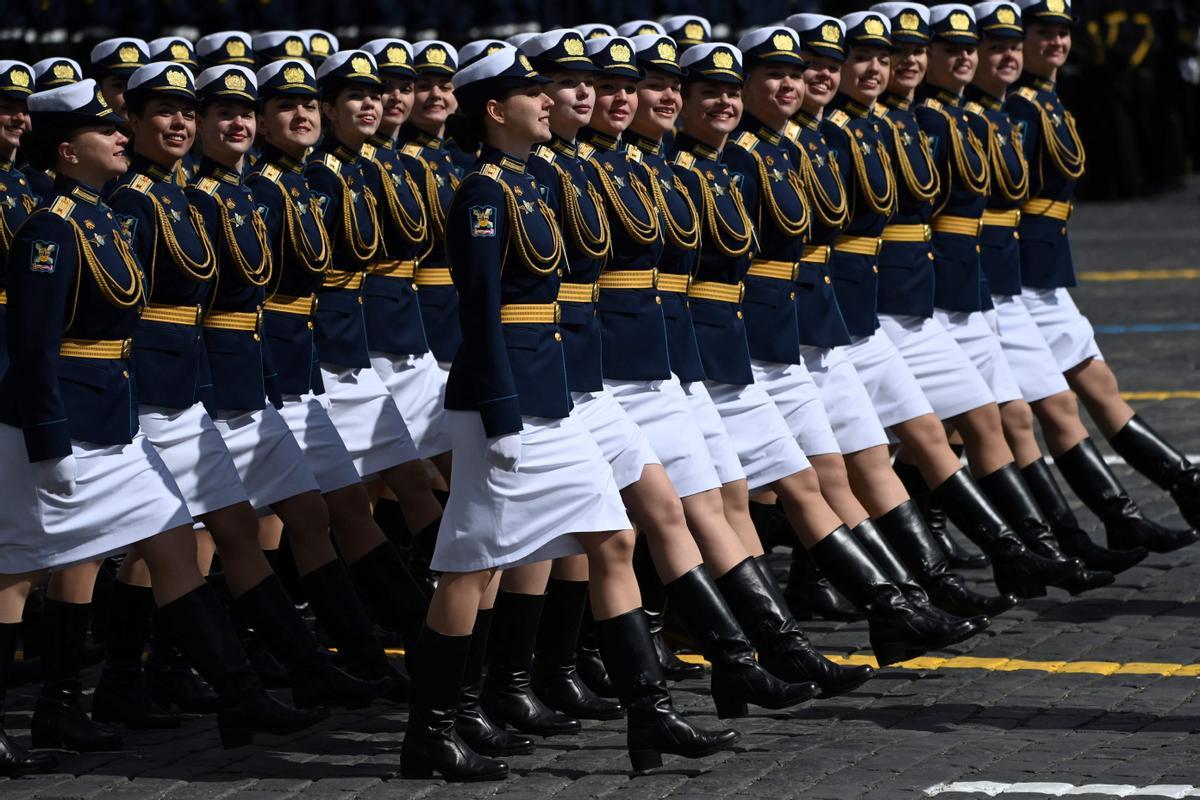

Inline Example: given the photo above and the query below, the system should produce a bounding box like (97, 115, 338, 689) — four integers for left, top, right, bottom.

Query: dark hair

(20, 118, 82, 172)
(445, 80, 531, 153)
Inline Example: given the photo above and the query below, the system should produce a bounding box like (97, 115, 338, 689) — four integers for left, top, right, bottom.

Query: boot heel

(629, 748, 662, 772)
(218, 723, 254, 750)
(399, 753, 435, 779)
(712, 694, 748, 719)
(870, 637, 917, 668)
(994, 573, 1047, 599)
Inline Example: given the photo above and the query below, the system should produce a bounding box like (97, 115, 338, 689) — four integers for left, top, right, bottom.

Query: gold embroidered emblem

(865, 17, 885, 35)
(610, 43, 632, 63)
(224, 72, 247, 91)
(657, 41, 676, 61)
(997, 6, 1017, 24)
(949, 12, 970, 30)
(227, 40, 247, 58)
(426, 47, 448, 65)
(821, 23, 841, 43)
(772, 33, 794, 51)
(10, 69, 30, 87)
(351, 56, 373, 74)
(283, 66, 305, 84)
(170, 43, 190, 60)
(118, 45, 140, 63)
(684, 22, 704, 41)
(285, 38, 305, 56)
(713, 49, 734, 69)
(564, 37, 585, 56)
(53, 63, 75, 80)
(166, 69, 187, 88)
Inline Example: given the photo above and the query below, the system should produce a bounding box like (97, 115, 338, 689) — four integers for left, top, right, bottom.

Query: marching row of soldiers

(2, 0, 1200, 784)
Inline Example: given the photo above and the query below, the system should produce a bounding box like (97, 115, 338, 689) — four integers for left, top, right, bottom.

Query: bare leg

(774, 469, 845, 549)
(622, 465, 705, 583)
(46, 562, 102, 604)
(680, 487, 755, 576)
(844, 445, 912, 517)
(0, 573, 41, 623)
(425, 570, 497, 636)
(890, 413, 964, 486)
(1066, 358, 1135, 438)
(576, 530, 640, 620)
(949, 404, 1014, 477)
(809, 453, 870, 528)
(1030, 390, 1091, 455)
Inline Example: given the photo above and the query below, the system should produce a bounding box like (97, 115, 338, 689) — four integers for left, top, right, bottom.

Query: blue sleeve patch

(30, 239, 59, 273)
(256, 203, 269, 222)
(115, 213, 138, 244)
(469, 205, 497, 238)
(311, 192, 331, 217)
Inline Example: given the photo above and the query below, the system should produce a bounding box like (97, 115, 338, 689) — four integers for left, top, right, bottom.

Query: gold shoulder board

(1016, 87, 1038, 102)
(735, 132, 757, 151)
(533, 145, 555, 163)
(964, 101, 984, 115)
(783, 120, 802, 143)
(920, 98, 942, 111)
(875, 106, 890, 118)
(360, 143, 377, 161)
(128, 174, 155, 193)
(826, 109, 851, 128)
(260, 164, 282, 183)
(321, 153, 342, 175)
(479, 163, 503, 182)
(577, 142, 596, 161)
(625, 147, 642, 163)
(672, 151, 696, 170)
(194, 177, 220, 195)
(48, 196, 75, 219)
(401, 143, 423, 158)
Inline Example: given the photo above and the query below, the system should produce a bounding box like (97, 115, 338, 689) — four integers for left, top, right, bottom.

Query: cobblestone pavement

(3, 180, 1200, 799)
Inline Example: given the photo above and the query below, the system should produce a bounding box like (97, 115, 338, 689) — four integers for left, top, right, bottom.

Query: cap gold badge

(772, 32, 794, 50)
(224, 71, 248, 91)
(386, 46, 407, 64)
(657, 41, 676, 61)
(351, 55, 373, 74)
(227, 40, 247, 58)
(170, 43, 190, 60)
(1047, 0, 1066, 12)
(426, 47, 448, 65)
(949, 11, 971, 30)
(610, 43, 632, 62)
(10, 69, 30, 87)
(900, 11, 920, 30)
(564, 37, 585, 56)
(166, 68, 188, 87)
(684, 22, 704, 41)
(713, 49, 734, 69)
(821, 23, 841, 42)
(311, 35, 331, 54)
(118, 45, 140, 63)
(997, 6, 1017, 24)
(864, 17, 885, 35)
(53, 63, 75, 80)
(285, 38, 304, 56)
(283, 66, 305, 83)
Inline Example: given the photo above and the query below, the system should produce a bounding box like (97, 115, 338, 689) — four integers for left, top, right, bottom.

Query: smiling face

(743, 62, 805, 129)
(927, 41, 978, 90)
(631, 70, 682, 139)
(1024, 22, 1070, 76)
(840, 45, 890, 104)
(61, 125, 129, 183)
(259, 95, 321, 158)
(800, 53, 843, 113)
(590, 75, 639, 135)
(0, 97, 30, 155)
(128, 98, 196, 165)
(889, 42, 928, 95)
(487, 84, 554, 145)
(976, 36, 1023, 94)
(199, 98, 255, 168)
(322, 83, 382, 145)
(379, 75, 414, 133)
(544, 69, 595, 136)
(679, 79, 742, 147)
(410, 76, 454, 134)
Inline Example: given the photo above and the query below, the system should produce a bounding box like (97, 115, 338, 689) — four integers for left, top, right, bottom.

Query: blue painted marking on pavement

(1093, 322, 1200, 335)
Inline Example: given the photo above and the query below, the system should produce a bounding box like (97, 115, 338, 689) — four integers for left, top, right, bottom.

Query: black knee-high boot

(706, 559, 874, 699)
(807, 527, 980, 666)
(350, 542, 430, 652)
(597, 608, 740, 772)
(158, 584, 328, 749)
(531, 578, 622, 720)
(1021, 457, 1148, 572)
(456, 609, 534, 757)
(931, 469, 1089, 597)
(784, 544, 863, 621)
(31, 600, 123, 752)
(299, 559, 409, 702)
(633, 536, 704, 680)
(400, 626, 508, 782)
(874, 502, 1018, 617)
(575, 601, 616, 698)
(894, 458, 988, 569)
(232, 575, 390, 709)
(1055, 437, 1200, 553)
(665, 564, 819, 718)
(144, 606, 220, 714)
(1, 622, 57, 776)
(977, 464, 1115, 595)
(480, 591, 580, 736)
(1109, 415, 1200, 531)
(91, 582, 180, 729)
(849, 522, 991, 636)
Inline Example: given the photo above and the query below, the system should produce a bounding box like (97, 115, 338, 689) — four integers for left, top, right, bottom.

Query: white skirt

(840, 329, 936, 428)
(991, 294, 1071, 403)
(139, 403, 249, 517)
(277, 393, 365, 494)
(0, 425, 192, 573)
(604, 376, 723, 498)
(213, 405, 322, 512)
(679, 380, 748, 486)
(318, 364, 421, 478)
(933, 309, 1024, 405)
(750, 359, 841, 457)
(798, 345, 890, 454)
(878, 314, 996, 421)
(703, 380, 811, 492)
(571, 390, 660, 490)
(1019, 286, 1104, 372)
(368, 350, 452, 459)
(431, 411, 631, 573)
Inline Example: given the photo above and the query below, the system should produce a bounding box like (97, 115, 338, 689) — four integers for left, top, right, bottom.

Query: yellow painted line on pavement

(667, 651, 1200, 676)
(1121, 390, 1200, 401)
(1079, 268, 1200, 281)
